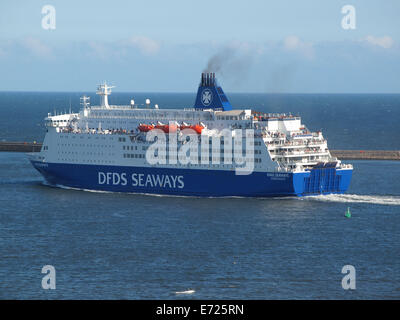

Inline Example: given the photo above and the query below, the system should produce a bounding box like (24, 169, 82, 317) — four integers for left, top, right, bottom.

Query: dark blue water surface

(0, 92, 399, 150)
(0, 92, 399, 299)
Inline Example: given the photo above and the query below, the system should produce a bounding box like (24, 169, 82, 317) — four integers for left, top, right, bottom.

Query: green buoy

(345, 207, 351, 218)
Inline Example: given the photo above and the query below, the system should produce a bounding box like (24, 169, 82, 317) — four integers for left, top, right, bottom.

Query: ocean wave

(175, 289, 195, 295)
(45, 182, 114, 194)
(0, 178, 42, 185)
(305, 194, 400, 206)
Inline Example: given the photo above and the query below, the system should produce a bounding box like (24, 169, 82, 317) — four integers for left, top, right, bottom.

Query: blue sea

(0, 92, 399, 299)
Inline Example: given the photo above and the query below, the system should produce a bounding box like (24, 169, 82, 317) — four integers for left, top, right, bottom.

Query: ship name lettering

(98, 172, 127, 185)
(131, 173, 184, 189)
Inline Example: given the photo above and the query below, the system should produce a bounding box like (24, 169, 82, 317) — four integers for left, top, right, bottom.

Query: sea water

(0, 92, 399, 299)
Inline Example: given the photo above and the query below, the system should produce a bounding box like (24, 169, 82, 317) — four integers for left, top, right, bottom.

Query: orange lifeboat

(179, 124, 191, 131)
(155, 124, 178, 133)
(190, 124, 203, 134)
(138, 124, 154, 132)
(180, 123, 204, 134)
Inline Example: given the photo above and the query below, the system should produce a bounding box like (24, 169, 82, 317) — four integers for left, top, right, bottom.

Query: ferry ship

(28, 73, 352, 197)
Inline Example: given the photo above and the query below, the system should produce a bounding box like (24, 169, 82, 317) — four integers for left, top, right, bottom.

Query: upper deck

(39, 74, 352, 172)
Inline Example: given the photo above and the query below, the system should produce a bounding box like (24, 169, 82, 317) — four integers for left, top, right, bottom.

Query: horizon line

(0, 90, 400, 95)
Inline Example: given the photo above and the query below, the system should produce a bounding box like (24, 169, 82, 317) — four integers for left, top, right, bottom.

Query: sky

(0, 0, 399, 93)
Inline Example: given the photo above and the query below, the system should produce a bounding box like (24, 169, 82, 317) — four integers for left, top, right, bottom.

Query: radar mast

(96, 82, 114, 108)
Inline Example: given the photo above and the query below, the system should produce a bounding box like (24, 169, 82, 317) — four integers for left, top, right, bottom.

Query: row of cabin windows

(220, 140, 262, 146)
(200, 149, 261, 155)
(146, 161, 265, 169)
(123, 145, 146, 151)
(127, 153, 263, 163)
(124, 153, 145, 159)
(217, 116, 241, 120)
(58, 151, 114, 156)
(57, 143, 114, 148)
(60, 135, 110, 140)
(123, 144, 261, 154)
(161, 148, 261, 154)
(58, 158, 114, 164)
(123, 147, 262, 157)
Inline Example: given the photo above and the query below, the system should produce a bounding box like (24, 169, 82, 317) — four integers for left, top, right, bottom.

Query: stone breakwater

(0, 141, 41, 152)
(331, 150, 400, 160)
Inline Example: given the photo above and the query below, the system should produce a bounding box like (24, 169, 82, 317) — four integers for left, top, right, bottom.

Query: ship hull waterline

(30, 160, 352, 197)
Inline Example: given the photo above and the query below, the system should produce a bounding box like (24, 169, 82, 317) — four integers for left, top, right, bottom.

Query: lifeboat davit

(138, 124, 154, 132)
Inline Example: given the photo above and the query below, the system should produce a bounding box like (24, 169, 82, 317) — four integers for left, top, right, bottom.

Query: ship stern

(292, 164, 353, 196)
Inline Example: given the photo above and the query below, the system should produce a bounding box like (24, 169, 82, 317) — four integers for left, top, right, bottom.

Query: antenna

(96, 81, 115, 108)
(80, 95, 90, 109)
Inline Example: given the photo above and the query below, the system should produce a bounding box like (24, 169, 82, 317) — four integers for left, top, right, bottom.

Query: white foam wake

(306, 194, 400, 206)
(175, 289, 195, 295)
(41, 182, 400, 205)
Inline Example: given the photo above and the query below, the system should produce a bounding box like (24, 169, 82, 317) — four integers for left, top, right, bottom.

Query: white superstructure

(33, 82, 350, 174)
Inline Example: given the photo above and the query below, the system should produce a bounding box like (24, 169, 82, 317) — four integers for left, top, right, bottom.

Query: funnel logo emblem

(201, 89, 213, 106)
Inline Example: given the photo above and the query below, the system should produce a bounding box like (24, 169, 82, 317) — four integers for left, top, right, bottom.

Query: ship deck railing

(272, 150, 330, 157)
(252, 111, 300, 121)
(57, 127, 137, 135)
(339, 164, 353, 169)
(267, 139, 327, 147)
(56, 127, 272, 139)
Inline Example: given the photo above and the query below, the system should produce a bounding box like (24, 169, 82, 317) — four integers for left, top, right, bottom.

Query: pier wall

(330, 150, 400, 161)
(0, 142, 42, 152)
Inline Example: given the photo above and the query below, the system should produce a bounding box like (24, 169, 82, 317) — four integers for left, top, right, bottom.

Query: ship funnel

(201, 72, 217, 87)
(194, 72, 232, 111)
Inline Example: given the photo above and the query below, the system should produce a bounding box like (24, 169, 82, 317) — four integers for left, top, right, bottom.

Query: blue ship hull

(30, 160, 352, 197)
